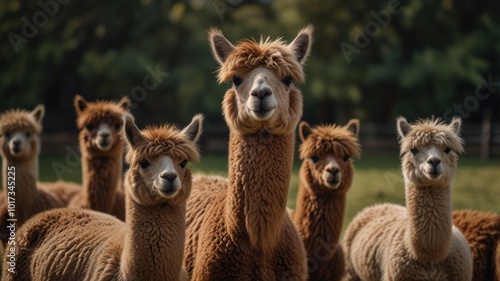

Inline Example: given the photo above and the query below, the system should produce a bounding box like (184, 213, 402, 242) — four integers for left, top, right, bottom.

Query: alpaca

(292, 119, 361, 281)
(68, 95, 130, 220)
(183, 26, 312, 280)
(342, 116, 473, 281)
(2, 113, 203, 281)
(452, 210, 500, 281)
(0, 105, 80, 245)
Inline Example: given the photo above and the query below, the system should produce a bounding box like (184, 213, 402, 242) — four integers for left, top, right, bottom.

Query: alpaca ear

(209, 28, 235, 65)
(182, 114, 204, 143)
(449, 116, 462, 134)
(289, 25, 313, 64)
(31, 104, 45, 123)
(396, 116, 412, 138)
(122, 113, 144, 148)
(346, 119, 360, 137)
(299, 121, 313, 142)
(118, 96, 131, 111)
(74, 95, 88, 114)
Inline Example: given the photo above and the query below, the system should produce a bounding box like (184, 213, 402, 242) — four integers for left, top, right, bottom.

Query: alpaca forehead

(300, 133, 360, 160)
(0, 113, 41, 135)
(78, 109, 123, 128)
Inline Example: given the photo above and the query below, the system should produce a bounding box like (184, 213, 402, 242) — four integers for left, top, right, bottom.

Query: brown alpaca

(343, 116, 472, 280)
(0, 105, 80, 245)
(2, 113, 203, 281)
(183, 27, 312, 280)
(452, 210, 500, 281)
(68, 95, 130, 220)
(292, 119, 361, 281)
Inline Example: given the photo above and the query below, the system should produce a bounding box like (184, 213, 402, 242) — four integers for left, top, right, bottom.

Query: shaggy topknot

(398, 117, 464, 156)
(0, 109, 42, 135)
(299, 123, 361, 160)
(76, 100, 127, 129)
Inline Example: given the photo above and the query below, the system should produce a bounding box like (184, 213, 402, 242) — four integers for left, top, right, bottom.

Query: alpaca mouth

(11, 146, 22, 155)
(96, 140, 112, 151)
(249, 107, 275, 121)
(157, 182, 180, 197)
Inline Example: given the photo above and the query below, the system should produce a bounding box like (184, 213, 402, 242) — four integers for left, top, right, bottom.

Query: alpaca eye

(114, 123, 121, 130)
(232, 75, 243, 87)
(180, 160, 188, 169)
(26, 132, 31, 138)
(139, 160, 150, 169)
(310, 155, 319, 163)
(444, 147, 451, 154)
(282, 76, 294, 87)
(410, 148, 419, 155)
(5, 133, 11, 139)
(343, 155, 351, 162)
(86, 124, 95, 131)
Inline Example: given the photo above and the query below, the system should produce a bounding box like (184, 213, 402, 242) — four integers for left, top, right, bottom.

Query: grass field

(33, 151, 500, 233)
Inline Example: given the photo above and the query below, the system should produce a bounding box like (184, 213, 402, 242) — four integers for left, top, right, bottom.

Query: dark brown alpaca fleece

(453, 210, 500, 281)
(0, 105, 80, 245)
(184, 26, 313, 280)
(2, 113, 203, 281)
(293, 119, 361, 281)
(68, 95, 130, 220)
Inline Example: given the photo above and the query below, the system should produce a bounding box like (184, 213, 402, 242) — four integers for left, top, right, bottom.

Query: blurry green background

(1, 0, 499, 223)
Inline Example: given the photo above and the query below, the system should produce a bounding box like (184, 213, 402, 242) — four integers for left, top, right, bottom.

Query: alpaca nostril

(160, 172, 177, 182)
(251, 88, 272, 99)
(12, 140, 21, 146)
(427, 158, 441, 166)
(327, 167, 340, 176)
(99, 132, 110, 139)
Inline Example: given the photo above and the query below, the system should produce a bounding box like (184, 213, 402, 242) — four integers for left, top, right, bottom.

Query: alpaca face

(0, 105, 44, 161)
(74, 95, 130, 156)
(397, 116, 464, 187)
(299, 119, 361, 192)
(209, 27, 313, 135)
(123, 113, 202, 206)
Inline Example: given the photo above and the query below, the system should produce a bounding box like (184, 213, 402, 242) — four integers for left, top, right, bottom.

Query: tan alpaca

(452, 210, 500, 281)
(343, 117, 472, 281)
(292, 119, 361, 281)
(0, 105, 80, 245)
(183, 26, 312, 280)
(2, 113, 203, 281)
(68, 95, 129, 220)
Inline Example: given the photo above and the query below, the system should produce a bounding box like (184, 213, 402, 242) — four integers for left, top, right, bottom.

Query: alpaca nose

(327, 167, 340, 176)
(160, 171, 177, 183)
(427, 157, 441, 167)
(99, 132, 110, 139)
(251, 87, 272, 99)
(12, 139, 21, 147)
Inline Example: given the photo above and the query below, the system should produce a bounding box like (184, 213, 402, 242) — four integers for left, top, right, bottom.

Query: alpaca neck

(226, 130, 295, 251)
(294, 167, 346, 258)
(2, 156, 38, 223)
(81, 151, 122, 213)
(121, 194, 185, 281)
(405, 182, 452, 263)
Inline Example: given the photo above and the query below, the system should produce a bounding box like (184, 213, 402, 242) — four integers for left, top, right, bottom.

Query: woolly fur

(183, 27, 312, 280)
(342, 116, 472, 281)
(2, 114, 202, 281)
(453, 210, 500, 281)
(0, 105, 80, 245)
(293, 120, 360, 281)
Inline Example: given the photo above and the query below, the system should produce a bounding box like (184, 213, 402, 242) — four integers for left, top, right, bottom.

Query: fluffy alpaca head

(74, 95, 130, 156)
(299, 119, 361, 192)
(0, 105, 44, 161)
(397, 116, 464, 187)
(123, 113, 202, 206)
(209, 26, 313, 135)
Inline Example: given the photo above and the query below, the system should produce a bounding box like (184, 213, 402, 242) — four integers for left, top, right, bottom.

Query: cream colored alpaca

(0, 105, 80, 245)
(343, 117, 472, 281)
(68, 95, 129, 220)
(2, 113, 202, 281)
(184, 27, 312, 280)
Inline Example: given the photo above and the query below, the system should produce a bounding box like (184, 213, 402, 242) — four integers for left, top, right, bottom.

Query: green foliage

(0, 0, 499, 127)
